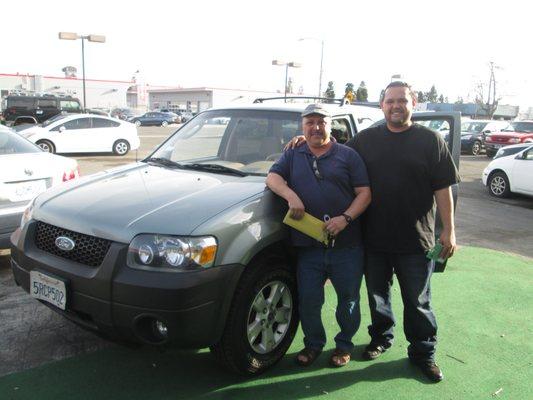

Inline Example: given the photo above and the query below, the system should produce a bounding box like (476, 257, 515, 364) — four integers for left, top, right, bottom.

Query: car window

(524, 149, 533, 160)
(0, 131, 41, 154)
(62, 118, 92, 130)
(60, 100, 82, 111)
(152, 109, 301, 174)
(331, 118, 352, 144)
(37, 99, 57, 109)
(42, 114, 69, 128)
(461, 122, 487, 133)
(91, 118, 119, 128)
(8, 97, 34, 107)
(508, 122, 533, 133)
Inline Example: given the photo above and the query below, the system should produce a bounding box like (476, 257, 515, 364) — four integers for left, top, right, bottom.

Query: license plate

(8, 179, 47, 202)
(30, 271, 67, 310)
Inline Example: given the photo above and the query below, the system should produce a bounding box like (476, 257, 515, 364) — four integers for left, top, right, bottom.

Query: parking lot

(1, 125, 532, 378)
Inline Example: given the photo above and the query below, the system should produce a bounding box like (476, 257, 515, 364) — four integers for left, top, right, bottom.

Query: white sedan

(482, 144, 533, 198)
(19, 113, 140, 156)
(0, 126, 79, 249)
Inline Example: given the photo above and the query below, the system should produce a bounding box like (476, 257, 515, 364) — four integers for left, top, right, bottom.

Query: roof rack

(5, 90, 78, 99)
(253, 96, 380, 108)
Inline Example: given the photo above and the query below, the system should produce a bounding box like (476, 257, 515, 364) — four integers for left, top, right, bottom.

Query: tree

(417, 91, 427, 103)
(438, 94, 444, 103)
(455, 97, 464, 104)
(475, 61, 501, 118)
(356, 81, 368, 102)
(324, 81, 335, 99)
(426, 85, 438, 103)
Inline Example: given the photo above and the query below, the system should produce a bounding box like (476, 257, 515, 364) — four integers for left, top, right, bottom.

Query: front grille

(35, 222, 111, 267)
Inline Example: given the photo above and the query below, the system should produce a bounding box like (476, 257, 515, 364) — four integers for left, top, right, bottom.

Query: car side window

(37, 99, 56, 109)
(91, 118, 119, 128)
(331, 118, 352, 144)
(62, 118, 92, 130)
(524, 149, 533, 160)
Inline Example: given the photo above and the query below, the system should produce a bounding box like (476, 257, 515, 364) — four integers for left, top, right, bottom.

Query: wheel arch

(35, 138, 57, 152)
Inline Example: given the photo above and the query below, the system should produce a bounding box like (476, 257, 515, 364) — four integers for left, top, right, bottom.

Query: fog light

(154, 320, 168, 338)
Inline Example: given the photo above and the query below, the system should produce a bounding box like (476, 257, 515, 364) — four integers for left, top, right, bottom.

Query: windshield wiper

(143, 157, 184, 168)
(183, 163, 248, 176)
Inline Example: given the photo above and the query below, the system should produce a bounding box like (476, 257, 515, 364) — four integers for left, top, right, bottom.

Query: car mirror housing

(59, 126, 66, 132)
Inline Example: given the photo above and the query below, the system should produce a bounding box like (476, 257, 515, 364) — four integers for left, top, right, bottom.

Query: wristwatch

(341, 213, 353, 224)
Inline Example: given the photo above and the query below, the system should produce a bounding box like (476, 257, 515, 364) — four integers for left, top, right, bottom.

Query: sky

(2, 0, 531, 108)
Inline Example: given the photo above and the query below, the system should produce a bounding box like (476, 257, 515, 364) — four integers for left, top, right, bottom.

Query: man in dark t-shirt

(267, 103, 371, 368)
(345, 81, 460, 382)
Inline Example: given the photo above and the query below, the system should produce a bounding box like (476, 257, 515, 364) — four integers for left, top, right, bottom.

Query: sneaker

(362, 343, 388, 360)
(410, 359, 444, 382)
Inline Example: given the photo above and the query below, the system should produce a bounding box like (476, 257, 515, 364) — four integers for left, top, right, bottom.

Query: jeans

(365, 251, 437, 361)
(297, 246, 364, 352)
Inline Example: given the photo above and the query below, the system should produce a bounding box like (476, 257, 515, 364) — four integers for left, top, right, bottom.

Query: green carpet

(1, 247, 531, 400)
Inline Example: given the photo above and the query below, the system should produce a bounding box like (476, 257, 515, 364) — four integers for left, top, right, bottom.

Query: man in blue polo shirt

(266, 103, 371, 367)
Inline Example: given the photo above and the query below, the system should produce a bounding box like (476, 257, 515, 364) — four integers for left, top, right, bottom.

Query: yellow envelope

(283, 210, 329, 245)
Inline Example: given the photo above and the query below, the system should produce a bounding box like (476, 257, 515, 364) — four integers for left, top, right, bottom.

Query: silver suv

(10, 99, 460, 375)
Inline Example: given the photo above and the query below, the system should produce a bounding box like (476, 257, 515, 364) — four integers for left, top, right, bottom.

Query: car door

(90, 117, 122, 151)
(49, 116, 93, 152)
(512, 147, 533, 194)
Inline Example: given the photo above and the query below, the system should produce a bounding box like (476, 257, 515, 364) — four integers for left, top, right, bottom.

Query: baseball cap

(301, 103, 331, 118)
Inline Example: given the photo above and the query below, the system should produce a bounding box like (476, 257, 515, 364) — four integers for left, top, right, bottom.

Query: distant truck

(1, 93, 82, 123)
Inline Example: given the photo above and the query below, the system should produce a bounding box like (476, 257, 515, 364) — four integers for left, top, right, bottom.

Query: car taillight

(63, 167, 80, 182)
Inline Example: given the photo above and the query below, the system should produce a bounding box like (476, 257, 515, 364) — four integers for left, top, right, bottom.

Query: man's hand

(439, 228, 457, 259)
(323, 216, 349, 237)
(287, 194, 305, 220)
(284, 135, 306, 151)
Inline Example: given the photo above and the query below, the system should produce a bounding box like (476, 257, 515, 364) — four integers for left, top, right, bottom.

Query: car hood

(33, 163, 266, 244)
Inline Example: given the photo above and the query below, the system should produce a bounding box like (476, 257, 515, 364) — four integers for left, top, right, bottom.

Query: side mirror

(59, 126, 66, 132)
(483, 129, 491, 134)
(515, 152, 526, 160)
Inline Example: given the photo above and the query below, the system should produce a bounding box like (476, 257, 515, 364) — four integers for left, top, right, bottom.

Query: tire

(113, 139, 130, 156)
(36, 140, 55, 153)
(161, 120, 168, 127)
(488, 171, 511, 198)
(210, 259, 298, 375)
(134, 120, 142, 127)
(471, 140, 482, 156)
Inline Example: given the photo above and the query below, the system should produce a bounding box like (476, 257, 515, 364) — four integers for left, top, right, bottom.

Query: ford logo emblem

(55, 236, 75, 251)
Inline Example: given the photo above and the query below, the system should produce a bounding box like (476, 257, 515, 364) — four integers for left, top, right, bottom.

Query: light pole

(272, 60, 302, 102)
(58, 32, 106, 110)
(299, 37, 324, 98)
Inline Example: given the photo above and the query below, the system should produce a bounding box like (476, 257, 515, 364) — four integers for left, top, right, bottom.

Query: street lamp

(58, 32, 106, 109)
(298, 37, 324, 98)
(272, 60, 302, 102)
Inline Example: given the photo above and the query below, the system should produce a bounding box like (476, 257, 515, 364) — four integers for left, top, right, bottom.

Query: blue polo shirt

(269, 142, 369, 247)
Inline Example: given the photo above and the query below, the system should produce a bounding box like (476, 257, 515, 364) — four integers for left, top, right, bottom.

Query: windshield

(461, 121, 487, 133)
(42, 113, 69, 127)
(503, 122, 533, 133)
(149, 109, 302, 176)
(0, 129, 41, 154)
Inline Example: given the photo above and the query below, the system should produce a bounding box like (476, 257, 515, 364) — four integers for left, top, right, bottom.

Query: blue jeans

(297, 246, 364, 352)
(365, 251, 437, 361)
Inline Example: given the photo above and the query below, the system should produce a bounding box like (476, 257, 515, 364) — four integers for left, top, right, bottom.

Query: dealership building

(0, 72, 280, 113)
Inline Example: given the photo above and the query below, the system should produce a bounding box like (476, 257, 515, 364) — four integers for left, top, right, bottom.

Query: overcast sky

(3, 0, 530, 107)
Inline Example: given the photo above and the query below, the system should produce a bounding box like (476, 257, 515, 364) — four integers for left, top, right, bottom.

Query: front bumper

(10, 221, 243, 347)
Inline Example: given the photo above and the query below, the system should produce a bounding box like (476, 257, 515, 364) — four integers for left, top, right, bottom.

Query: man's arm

(434, 186, 457, 259)
(266, 172, 305, 220)
(324, 186, 371, 236)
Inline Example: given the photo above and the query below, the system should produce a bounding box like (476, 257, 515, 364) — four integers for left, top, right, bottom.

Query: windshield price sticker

(30, 271, 67, 310)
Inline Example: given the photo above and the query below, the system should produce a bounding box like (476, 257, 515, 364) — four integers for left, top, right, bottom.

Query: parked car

(0, 126, 79, 249)
(110, 108, 137, 121)
(9, 99, 461, 375)
(460, 120, 509, 155)
(485, 121, 533, 158)
(1, 94, 82, 123)
(18, 114, 140, 156)
(178, 111, 195, 123)
(493, 143, 533, 159)
(482, 144, 533, 198)
(11, 116, 39, 132)
(129, 112, 180, 127)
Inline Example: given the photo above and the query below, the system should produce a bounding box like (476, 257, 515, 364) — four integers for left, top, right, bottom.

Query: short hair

(380, 81, 417, 102)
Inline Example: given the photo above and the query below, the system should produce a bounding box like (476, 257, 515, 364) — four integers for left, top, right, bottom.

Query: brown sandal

(330, 348, 351, 367)
(296, 348, 322, 366)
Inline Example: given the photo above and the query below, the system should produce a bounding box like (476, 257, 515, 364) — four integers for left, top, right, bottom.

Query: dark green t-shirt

(346, 123, 460, 253)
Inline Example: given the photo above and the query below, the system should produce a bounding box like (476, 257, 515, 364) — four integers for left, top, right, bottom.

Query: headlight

(20, 198, 35, 229)
(127, 234, 217, 272)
